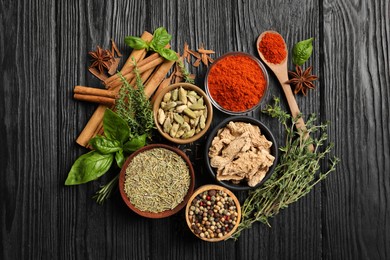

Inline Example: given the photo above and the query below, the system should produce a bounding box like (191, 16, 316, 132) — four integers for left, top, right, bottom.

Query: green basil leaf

(103, 109, 130, 144)
(150, 27, 172, 51)
(115, 149, 125, 168)
(158, 48, 178, 61)
(123, 134, 147, 153)
(292, 37, 314, 66)
(65, 151, 113, 185)
(89, 136, 121, 154)
(124, 36, 149, 50)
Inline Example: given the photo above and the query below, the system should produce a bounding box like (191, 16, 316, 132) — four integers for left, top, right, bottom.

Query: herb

(292, 37, 314, 66)
(103, 108, 130, 144)
(230, 98, 340, 240)
(92, 62, 153, 204)
(124, 27, 178, 61)
(93, 174, 119, 204)
(123, 148, 190, 213)
(88, 46, 114, 74)
(177, 59, 195, 84)
(286, 65, 318, 96)
(115, 65, 154, 139)
(65, 151, 114, 185)
(65, 108, 135, 185)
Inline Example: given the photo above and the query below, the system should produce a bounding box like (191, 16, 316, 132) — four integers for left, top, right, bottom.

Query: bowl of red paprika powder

(204, 52, 269, 115)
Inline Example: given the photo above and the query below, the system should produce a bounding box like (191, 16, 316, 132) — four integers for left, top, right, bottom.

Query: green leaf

(115, 149, 125, 168)
(103, 109, 130, 144)
(124, 36, 149, 50)
(158, 48, 178, 61)
(292, 38, 314, 66)
(150, 27, 172, 51)
(123, 134, 146, 153)
(65, 151, 113, 185)
(89, 136, 121, 154)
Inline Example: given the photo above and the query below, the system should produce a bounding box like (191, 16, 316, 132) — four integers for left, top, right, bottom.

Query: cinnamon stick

(74, 86, 117, 98)
(88, 67, 108, 81)
(73, 94, 116, 106)
(144, 59, 176, 98)
(107, 55, 165, 90)
(104, 32, 154, 86)
(151, 72, 175, 104)
(121, 31, 153, 72)
(76, 105, 108, 147)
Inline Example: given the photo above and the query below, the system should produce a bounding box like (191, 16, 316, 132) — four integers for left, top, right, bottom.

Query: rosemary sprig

(93, 174, 119, 204)
(177, 59, 195, 84)
(230, 98, 340, 239)
(93, 60, 152, 204)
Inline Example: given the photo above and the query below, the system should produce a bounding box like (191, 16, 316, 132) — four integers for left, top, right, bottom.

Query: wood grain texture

(1, 0, 389, 259)
(322, 0, 390, 259)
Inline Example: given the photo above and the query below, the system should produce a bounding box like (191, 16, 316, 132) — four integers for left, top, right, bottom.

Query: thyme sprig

(93, 60, 153, 204)
(115, 59, 154, 139)
(177, 59, 195, 84)
(230, 98, 340, 239)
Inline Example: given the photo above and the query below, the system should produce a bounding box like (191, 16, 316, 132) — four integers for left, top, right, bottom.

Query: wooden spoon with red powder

(257, 31, 314, 152)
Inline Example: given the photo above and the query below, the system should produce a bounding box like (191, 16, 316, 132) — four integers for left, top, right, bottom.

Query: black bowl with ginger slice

(204, 116, 278, 191)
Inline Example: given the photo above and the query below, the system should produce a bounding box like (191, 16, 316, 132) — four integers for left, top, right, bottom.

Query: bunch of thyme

(115, 59, 154, 138)
(230, 98, 340, 239)
(93, 60, 153, 204)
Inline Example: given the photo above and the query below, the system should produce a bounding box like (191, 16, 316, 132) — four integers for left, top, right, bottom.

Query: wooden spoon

(257, 31, 314, 152)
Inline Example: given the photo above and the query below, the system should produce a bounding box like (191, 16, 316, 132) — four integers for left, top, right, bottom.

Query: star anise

(286, 65, 318, 96)
(88, 46, 114, 74)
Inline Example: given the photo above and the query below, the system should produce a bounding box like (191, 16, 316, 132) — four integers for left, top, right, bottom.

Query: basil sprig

(292, 37, 314, 66)
(65, 109, 146, 185)
(124, 27, 178, 61)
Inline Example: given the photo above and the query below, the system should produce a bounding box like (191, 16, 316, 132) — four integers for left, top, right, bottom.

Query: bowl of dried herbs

(153, 83, 213, 144)
(119, 143, 195, 218)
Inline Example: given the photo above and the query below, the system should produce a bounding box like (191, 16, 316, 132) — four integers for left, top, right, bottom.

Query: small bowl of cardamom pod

(153, 82, 213, 144)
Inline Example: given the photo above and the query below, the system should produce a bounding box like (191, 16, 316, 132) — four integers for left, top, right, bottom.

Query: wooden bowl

(185, 185, 241, 242)
(119, 144, 195, 218)
(153, 83, 213, 144)
(204, 116, 278, 191)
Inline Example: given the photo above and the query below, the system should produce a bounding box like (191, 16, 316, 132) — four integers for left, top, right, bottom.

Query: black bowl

(204, 116, 278, 191)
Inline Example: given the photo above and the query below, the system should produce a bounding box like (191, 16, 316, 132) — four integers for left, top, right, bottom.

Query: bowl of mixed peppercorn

(185, 184, 241, 242)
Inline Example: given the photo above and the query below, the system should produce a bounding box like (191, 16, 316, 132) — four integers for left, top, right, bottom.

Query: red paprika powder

(258, 32, 287, 64)
(207, 54, 266, 112)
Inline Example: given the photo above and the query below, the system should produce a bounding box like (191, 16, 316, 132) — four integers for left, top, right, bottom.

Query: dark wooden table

(1, 0, 389, 259)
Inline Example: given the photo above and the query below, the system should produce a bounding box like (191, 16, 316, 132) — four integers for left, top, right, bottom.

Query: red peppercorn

(206, 196, 211, 201)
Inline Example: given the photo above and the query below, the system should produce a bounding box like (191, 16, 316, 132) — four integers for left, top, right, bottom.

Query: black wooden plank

(322, 0, 390, 259)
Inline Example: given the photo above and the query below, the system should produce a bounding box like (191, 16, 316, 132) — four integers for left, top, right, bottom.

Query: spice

(286, 65, 318, 95)
(188, 189, 239, 239)
(207, 54, 266, 112)
(89, 46, 114, 74)
(230, 98, 340, 240)
(182, 42, 214, 67)
(258, 32, 287, 64)
(124, 148, 190, 213)
(209, 121, 275, 187)
(157, 86, 208, 139)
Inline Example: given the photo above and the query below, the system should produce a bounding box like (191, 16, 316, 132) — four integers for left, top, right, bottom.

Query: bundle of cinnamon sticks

(74, 31, 175, 147)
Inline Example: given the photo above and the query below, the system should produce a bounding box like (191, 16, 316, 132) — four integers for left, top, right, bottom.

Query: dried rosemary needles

(124, 148, 191, 213)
